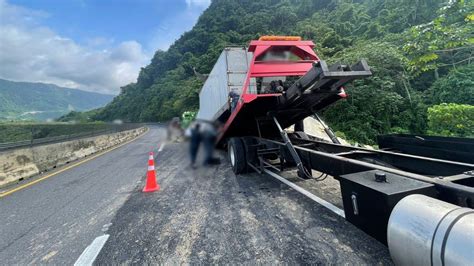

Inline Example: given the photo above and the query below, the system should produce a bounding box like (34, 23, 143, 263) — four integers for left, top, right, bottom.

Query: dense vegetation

(0, 79, 113, 121)
(427, 103, 473, 137)
(93, 0, 473, 143)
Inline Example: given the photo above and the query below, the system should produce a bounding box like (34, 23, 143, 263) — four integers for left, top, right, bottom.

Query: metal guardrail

(0, 123, 144, 151)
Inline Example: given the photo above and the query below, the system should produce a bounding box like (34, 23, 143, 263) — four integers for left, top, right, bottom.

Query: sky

(0, 0, 211, 94)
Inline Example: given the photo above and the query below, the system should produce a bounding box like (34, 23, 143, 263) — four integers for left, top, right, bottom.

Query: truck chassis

(197, 36, 473, 263)
(227, 118, 474, 244)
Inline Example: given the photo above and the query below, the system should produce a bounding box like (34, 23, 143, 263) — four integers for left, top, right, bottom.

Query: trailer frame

(226, 121, 474, 243)
(200, 36, 474, 246)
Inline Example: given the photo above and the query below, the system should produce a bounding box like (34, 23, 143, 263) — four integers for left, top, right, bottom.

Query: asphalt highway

(0, 126, 166, 264)
(0, 126, 391, 264)
(96, 141, 391, 264)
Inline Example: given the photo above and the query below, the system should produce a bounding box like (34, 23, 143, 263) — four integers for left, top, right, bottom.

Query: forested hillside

(0, 79, 113, 121)
(95, 0, 473, 143)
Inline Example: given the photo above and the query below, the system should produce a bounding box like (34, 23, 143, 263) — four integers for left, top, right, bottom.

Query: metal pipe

(262, 168, 345, 218)
(296, 136, 474, 170)
(296, 144, 474, 198)
(262, 138, 474, 197)
(271, 116, 312, 179)
(313, 113, 340, 144)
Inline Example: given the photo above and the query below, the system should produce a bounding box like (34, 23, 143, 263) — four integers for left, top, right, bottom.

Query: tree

(322, 41, 424, 144)
(85, 0, 471, 145)
(403, 0, 474, 75)
(427, 64, 474, 105)
(427, 103, 474, 137)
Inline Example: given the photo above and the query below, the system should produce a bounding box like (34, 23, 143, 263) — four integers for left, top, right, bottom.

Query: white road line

(263, 169, 345, 218)
(158, 143, 166, 152)
(74, 234, 109, 266)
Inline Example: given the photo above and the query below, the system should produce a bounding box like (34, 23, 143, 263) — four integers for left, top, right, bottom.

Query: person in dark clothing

(228, 90, 240, 112)
(263, 80, 276, 94)
(269, 80, 277, 93)
(189, 122, 201, 168)
(201, 121, 221, 166)
(276, 80, 284, 93)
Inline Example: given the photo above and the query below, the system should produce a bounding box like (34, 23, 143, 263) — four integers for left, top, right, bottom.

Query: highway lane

(0, 126, 165, 264)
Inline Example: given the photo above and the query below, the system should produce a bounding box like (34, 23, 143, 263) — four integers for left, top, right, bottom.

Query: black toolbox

(340, 170, 437, 244)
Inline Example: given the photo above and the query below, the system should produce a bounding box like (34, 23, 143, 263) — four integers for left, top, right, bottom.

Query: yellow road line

(0, 127, 149, 198)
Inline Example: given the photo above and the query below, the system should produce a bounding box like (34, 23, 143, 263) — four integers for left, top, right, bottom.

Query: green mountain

(0, 79, 114, 121)
(94, 0, 473, 143)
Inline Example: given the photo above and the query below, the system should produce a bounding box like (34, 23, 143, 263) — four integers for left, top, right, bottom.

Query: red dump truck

(197, 36, 474, 265)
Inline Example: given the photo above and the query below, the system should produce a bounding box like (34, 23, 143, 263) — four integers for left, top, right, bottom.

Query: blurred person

(201, 121, 221, 166)
(167, 117, 183, 142)
(263, 80, 278, 94)
(276, 80, 284, 93)
(188, 121, 201, 168)
(228, 90, 240, 112)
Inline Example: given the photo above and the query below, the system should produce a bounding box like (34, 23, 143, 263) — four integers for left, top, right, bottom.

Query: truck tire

(228, 138, 247, 174)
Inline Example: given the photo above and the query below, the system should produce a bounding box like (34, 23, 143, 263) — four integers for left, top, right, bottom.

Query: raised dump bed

(196, 47, 252, 122)
(197, 36, 371, 144)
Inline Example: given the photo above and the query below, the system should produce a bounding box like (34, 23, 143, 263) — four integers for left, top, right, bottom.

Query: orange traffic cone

(143, 152, 160, 192)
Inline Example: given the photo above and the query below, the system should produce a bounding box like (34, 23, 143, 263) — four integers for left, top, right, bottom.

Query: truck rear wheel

(228, 138, 247, 174)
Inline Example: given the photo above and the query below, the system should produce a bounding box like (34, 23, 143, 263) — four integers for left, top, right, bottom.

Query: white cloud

(85, 36, 115, 47)
(0, 0, 149, 94)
